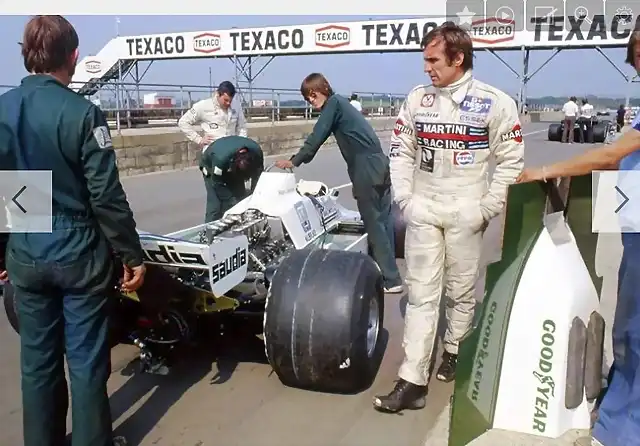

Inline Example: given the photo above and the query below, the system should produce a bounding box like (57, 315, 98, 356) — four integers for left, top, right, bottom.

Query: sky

(0, 14, 637, 100)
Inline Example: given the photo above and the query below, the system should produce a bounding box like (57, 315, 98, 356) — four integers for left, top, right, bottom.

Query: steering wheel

(264, 162, 293, 173)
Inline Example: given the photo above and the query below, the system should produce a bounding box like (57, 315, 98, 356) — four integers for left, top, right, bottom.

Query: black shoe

(436, 351, 458, 382)
(372, 379, 427, 413)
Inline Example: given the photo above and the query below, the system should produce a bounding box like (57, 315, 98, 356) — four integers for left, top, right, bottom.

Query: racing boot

(436, 351, 458, 382)
(372, 379, 427, 413)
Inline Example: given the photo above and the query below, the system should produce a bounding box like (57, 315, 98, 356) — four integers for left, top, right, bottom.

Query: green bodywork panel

(448, 174, 599, 446)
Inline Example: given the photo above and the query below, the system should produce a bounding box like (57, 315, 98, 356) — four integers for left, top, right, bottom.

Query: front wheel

(263, 248, 384, 394)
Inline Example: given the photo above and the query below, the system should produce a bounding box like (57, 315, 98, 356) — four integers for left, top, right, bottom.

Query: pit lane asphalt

(0, 122, 604, 446)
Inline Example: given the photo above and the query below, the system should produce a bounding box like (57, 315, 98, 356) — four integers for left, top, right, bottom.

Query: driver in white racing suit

(374, 22, 524, 413)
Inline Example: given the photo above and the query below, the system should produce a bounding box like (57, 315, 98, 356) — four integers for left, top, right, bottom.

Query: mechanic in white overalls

(178, 81, 248, 221)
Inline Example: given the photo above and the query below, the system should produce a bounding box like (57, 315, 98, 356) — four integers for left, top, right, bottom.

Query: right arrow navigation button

(615, 185, 629, 214)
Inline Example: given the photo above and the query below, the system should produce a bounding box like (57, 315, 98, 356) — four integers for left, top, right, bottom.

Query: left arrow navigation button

(11, 186, 27, 214)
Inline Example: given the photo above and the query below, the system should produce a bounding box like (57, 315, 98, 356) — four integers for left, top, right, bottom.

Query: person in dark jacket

(200, 135, 264, 222)
(0, 16, 145, 446)
(617, 104, 627, 132)
(275, 73, 403, 293)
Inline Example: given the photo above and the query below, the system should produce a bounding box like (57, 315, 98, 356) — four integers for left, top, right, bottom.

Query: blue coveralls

(0, 75, 144, 446)
(592, 114, 640, 446)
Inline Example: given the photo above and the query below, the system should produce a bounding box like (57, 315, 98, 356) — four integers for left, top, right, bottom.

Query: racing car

(548, 117, 615, 143)
(2, 165, 386, 394)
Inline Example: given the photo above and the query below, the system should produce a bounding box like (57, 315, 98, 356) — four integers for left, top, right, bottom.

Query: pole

(115, 16, 122, 134)
(209, 67, 212, 95)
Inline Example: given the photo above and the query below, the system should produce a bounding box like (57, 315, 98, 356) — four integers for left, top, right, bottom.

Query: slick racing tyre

(593, 124, 607, 143)
(392, 202, 406, 259)
(264, 248, 384, 394)
(548, 123, 562, 141)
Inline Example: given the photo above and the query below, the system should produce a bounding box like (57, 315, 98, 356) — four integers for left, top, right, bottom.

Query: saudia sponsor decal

(532, 319, 557, 434)
(211, 247, 247, 284)
(193, 32, 221, 54)
(315, 25, 350, 48)
(532, 14, 640, 42)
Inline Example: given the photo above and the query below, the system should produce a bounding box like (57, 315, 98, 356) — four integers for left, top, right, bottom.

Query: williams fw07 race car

(2, 165, 393, 394)
(547, 117, 616, 143)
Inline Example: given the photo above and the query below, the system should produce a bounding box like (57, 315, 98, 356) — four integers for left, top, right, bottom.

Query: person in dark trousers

(275, 73, 403, 294)
(201, 135, 264, 222)
(0, 16, 146, 446)
(617, 104, 627, 132)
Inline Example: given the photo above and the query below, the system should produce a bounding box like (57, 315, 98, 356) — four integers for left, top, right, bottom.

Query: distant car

(596, 110, 610, 116)
(548, 117, 615, 143)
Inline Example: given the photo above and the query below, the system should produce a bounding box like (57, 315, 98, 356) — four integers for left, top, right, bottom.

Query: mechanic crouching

(0, 16, 146, 446)
(201, 135, 264, 222)
(275, 73, 403, 294)
(373, 22, 524, 413)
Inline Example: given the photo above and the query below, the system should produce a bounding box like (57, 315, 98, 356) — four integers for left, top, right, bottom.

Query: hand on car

(275, 159, 294, 169)
(516, 167, 546, 183)
(121, 263, 146, 292)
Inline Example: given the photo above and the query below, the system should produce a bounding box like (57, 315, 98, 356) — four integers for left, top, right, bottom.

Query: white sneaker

(384, 285, 403, 294)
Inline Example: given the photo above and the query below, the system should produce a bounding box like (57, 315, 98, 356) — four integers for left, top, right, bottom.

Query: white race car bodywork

(136, 171, 368, 298)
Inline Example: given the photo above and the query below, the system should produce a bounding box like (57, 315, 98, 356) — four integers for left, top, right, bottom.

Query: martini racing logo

(416, 122, 489, 150)
(315, 25, 350, 48)
(394, 119, 413, 137)
(454, 150, 475, 165)
(501, 123, 523, 143)
(421, 93, 435, 107)
(460, 96, 493, 115)
(193, 32, 221, 53)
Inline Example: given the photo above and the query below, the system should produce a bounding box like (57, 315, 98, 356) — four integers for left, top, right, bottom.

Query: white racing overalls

(389, 71, 525, 386)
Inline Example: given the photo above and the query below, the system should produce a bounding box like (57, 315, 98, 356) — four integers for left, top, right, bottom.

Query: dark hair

(626, 31, 640, 67)
(233, 148, 252, 171)
(420, 22, 474, 71)
(300, 73, 334, 100)
(21, 15, 79, 74)
(350, 93, 358, 101)
(217, 81, 236, 98)
(570, 96, 577, 102)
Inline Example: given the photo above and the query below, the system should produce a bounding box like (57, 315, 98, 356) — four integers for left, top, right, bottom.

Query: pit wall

(112, 114, 533, 178)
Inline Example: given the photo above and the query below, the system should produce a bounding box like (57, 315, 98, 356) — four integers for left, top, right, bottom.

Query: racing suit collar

(439, 71, 473, 105)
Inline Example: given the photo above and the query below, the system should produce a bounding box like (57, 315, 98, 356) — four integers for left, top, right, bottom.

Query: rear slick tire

(263, 248, 384, 394)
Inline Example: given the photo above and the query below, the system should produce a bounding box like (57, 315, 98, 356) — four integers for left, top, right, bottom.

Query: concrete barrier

(111, 117, 396, 177)
(110, 113, 533, 178)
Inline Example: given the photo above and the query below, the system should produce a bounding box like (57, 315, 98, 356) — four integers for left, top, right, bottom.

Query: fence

(0, 82, 406, 129)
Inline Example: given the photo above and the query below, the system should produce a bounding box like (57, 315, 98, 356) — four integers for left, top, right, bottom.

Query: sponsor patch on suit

(420, 147, 434, 172)
(460, 96, 492, 115)
(453, 150, 475, 166)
